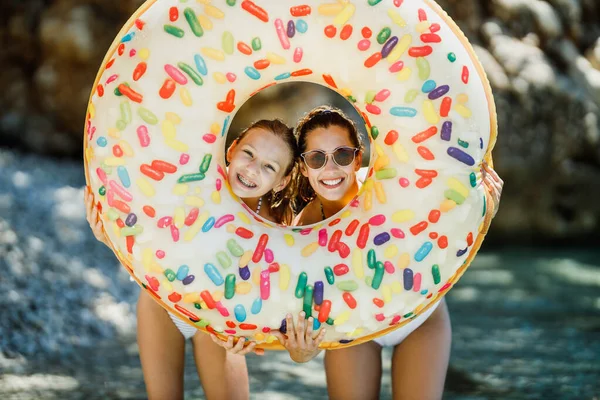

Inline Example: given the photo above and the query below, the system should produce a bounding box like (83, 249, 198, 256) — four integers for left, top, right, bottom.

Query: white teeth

(238, 174, 256, 188)
(322, 178, 343, 186)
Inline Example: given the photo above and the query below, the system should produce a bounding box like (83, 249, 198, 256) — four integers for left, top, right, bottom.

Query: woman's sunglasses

(301, 146, 359, 170)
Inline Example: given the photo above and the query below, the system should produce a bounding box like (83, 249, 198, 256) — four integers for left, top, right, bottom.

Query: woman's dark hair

(230, 119, 299, 225)
(293, 106, 364, 212)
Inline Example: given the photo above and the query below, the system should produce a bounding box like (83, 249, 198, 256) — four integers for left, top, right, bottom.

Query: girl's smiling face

(227, 127, 293, 199)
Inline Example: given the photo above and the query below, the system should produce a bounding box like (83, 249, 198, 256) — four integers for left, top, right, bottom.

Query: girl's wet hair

(232, 119, 299, 225)
(293, 105, 364, 212)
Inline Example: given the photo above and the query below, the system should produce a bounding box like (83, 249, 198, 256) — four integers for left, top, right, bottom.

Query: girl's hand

(210, 334, 265, 356)
(271, 311, 326, 363)
(84, 186, 109, 246)
(481, 162, 503, 218)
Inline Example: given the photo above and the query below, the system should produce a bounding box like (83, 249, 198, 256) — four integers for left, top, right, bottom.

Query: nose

(322, 154, 337, 170)
(245, 159, 260, 177)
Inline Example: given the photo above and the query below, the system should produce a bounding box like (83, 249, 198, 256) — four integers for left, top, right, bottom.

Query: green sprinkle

(324, 266, 335, 285)
(482, 193, 487, 217)
(368, 0, 383, 5)
(295, 272, 307, 298)
(251, 37, 262, 51)
(375, 168, 397, 180)
(121, 225, 143, 236)
(403, 312, 414, 318)
(177, 62, 204, 85)
(217, 251, 232, 268)
(164, 269, 177, 282)
(194, 303, 202, 310)
(367, 249, 377, 269)
(195, 320, 210, 328)
(371, 126, 379, 140)
(365, 90, 376, 104)
(416, 57, 430, 80)
(444, 189, 466, 205)
(336, 280, 358, 292)
(226, 0, 236, 5)
(303, 285, 314, 317)
(226, 239, 244, 257)
(184, 8, 203, 37)
(120, 101, 132, 124)
(114, 82, 129, 97)
(404, 89, 419, 103)
(372, 261, 385, 289)
(377, 27, 391, 45)
(106, 209, 119, 221)
(164, 24, 185, 38)
(116, 120, 126, 131)
(469, 172, 477, 188)
(178, 172, 205, 183)
(448, 52, 456, 62)
(458, 139, 469, 148)
(98, 186, 106, 196)
(199, 154, 212, 173)
(365, 276, 372, 286)
(225, 274, 236, 299)
(432, 264, 441, 284)
(326, 318, 334, 325)
(222, 31, 234, 55)
(347, 95, 357, 103)
(138, 107, 158, 125)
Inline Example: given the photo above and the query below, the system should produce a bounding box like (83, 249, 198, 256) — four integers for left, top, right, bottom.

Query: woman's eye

(243, 150, 253, 157)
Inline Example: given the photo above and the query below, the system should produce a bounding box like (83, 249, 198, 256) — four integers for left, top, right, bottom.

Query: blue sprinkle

(182, 274, 195, 285)
(204, 263, 224, 285)
(279, 318, 287, 334)
(403, 268, 413, 290)
(239, 266, 250, 280)
(125, 213, 137, 227)
(96, 137, 107, 147)
(414, 242, 433, 262)
(480, 137, 484, 149)
(447, 147, 475, 166)
(421, 80, 436, 93)
(234, 305, 247, 322)
(176, 265, 189, 281)
(296, 19, 308, 34)
(428, 84, 450, 100)
(194, 54, 208, 76)
(420, 289, 428, 295)
(117, 166, 131, 188)
(374, 232, 391, 246)
(274, 72, 291, 80)
(221, 116, 230, 137)
(202, 217, 216, 232)
(339, 339, 354, 344)
(313, 281, 324, 305)
(390, 107, 418, 117)
(313, 319, 321, 330)
(244, 66, 261, 80)
(121, 32, 135, 42)
(457, 247, 468, 257)
(251, 298, 262, 314)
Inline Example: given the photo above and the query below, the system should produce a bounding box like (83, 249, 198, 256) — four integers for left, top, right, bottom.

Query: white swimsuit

(168, 312, 199, 339)
(373, 301, 439, 347)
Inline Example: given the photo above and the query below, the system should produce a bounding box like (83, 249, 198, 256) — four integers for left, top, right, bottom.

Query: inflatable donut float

(84, 0, 497, 349)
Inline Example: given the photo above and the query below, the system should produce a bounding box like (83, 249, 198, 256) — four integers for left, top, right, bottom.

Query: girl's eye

(243, 150, 253, 157)
(265, 164, 276, 172)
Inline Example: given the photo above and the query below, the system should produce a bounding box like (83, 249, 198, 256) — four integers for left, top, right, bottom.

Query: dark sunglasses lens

(305, 152, 326, 169)
(333, 148, 356, 166)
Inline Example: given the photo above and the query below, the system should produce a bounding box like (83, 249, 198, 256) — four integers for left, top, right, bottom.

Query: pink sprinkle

(366, 104, 381, 115)
(106, 74, 119, 85)
(106, 190, 115, 207)
(350, 198, 360, 207)
(390, 315, 401, 325)
(374, 89, 391, 102)
(399, 177, 410, 187)
(109, 180, 133, 202)
(384, 261, 395, 274)
(88, 126, 96, 141)
(368, 214, 386, 226)
(179, 153, 190, 165)
(357, 39, 371, 51)
(264, 248, 274, 263)
(215, 214, 235, 228)
(413, 273, 422, 292)
(170, 225, 180, 242)
(293, 47, 303, 63)
(389, 61, 404, 73)
(300, 228, 312, 235)
(391, 228, 405, 239)
(156, 250, 165, 259)
(129, 49, 136, 57)
(96, 168, 108, 185)
(262, 326, 270, 333)
(217, 164, 227, 179)
(318, 229, 328, 247)
(224, 329, 237, 335)
(164, 64, 188, 85)
(216, 179, 222, 191)
(226, 73, 237, 82)
(216, 301, 230, 317)
(375, 313, 385, 322)
(137, 125, 150, 147)
(203, 134, 217, 144)
(158, 216, 173, 228)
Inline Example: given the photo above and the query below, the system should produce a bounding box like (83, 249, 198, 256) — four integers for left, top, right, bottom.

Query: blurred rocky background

(1, 0, 599, 399)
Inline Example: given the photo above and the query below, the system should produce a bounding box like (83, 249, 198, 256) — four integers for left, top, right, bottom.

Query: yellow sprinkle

(180, 87, 193, 107)
(195, 187, 202, 194)
(236, 282, 252, 295)
(212, 290, 223, 302)
(174, 207, 185, 228)
(205, 4, 224, 18)
(252, 266, 261, 285)
(334, 310, 351, 325)
(185, 196, 204, 207)
(234, 211, 249, 225)
(374, 181, 386, 204)
(374, 143, 385, 157)
(202, 47, 225, 61)
(183, 293, 201, 303)
(392, 210, 414, 223)
(142, 248, 153, 272)
(213, 72, 227, 84)
(387, 9, 406, 27)
(138, 48, 150, 60)
(112, 221, 120, 238)
(397, 67, 412, 81)
(364, 189, 373, 211)
(457, 93, 469, 104)
(440, 199, 457, 212)
(252, 333, 264, 342)
(447, 177, 469, 198)
(318, 3, 344, 16)
(391, 281, 403, 293)
(333, 3, 355, 26)
(387, 34, 411, 63)
(384, 245, 398, 259)
(150, 261, 163, 274)
(118, 140, 133, 157)
(348, 328, 363, 337)
(363, 179, 374, 190)
(161, 120, 176, 140)
(414, 304, 425, 314)
(137, 178, 155, 197)
(196, 0, 210, 5)
(266, 335, 277, 344)
(211, 190, 221, 204)
(382, 285, 392, 303)
(398, 252, 410, 269)
(284, 234, 294, 246)
(108, 128, 120, 138)
(162, 279, 173, 292)
(340, 210, 352, 219)
(210, 123, 220, 134)
(104, 157, 126, 166)
(415, 20, 430, 33)
(340, 87, 352, 97)
(88, 103, 96, 119)
(226, 224, 236, 233)
(200, 301, 207, 309)
(173, 184, 188, 196)
(392, 142, 409, 162)
(374, 155, 389, 171)
(423, 99, 440, 125)
(301, 242, 319, 257)
(184, 211, 209, 241)
(165, 138, 189, 152)
(455, 103, 472, 118)
(239, 251, 253, 267)
(85, 147, 94, 163)
(279, 264, 290, 291)
(266, 52, 286, 64)
(166, 112, 181, 124)
(198, 14, 213, 30)
(352, 248, 364, 279)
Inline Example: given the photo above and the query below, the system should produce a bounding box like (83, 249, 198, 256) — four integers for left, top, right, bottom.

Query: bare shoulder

(293, 201, 320, 227)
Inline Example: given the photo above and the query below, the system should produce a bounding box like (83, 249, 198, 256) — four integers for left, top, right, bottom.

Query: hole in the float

(225, 81, 372, 227)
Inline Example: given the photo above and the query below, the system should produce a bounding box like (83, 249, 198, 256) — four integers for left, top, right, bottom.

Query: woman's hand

(84, 186, 109, 246)
(210, 334, 265, 356)
(271, 311, 326, 363)
(481, 162, 503, 218)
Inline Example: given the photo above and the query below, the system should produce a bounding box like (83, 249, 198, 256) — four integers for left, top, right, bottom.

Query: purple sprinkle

(456, 247, 468, 257)
(339, 339, 354, 344)
(314, 281, 324, 305)
(441, 121, 452, 141)
(428, 84, 450, 100)
(279, 318, 287, 334)
(373, 232, 391, 246)
(125, 213, 137, 227)
(287, 20, 295, 38)
(381, 36, 398, 58)
(447, 146, 475, 166)
(182, 274, 195, 285)
(403, 268, 413, 290)
(239, 266, 250, 280)
(480, 137, 484, 149)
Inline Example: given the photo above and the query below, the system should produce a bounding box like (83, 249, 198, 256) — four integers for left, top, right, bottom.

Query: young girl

(85, 119, 299, 399)
(274, 105, 503, 399)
